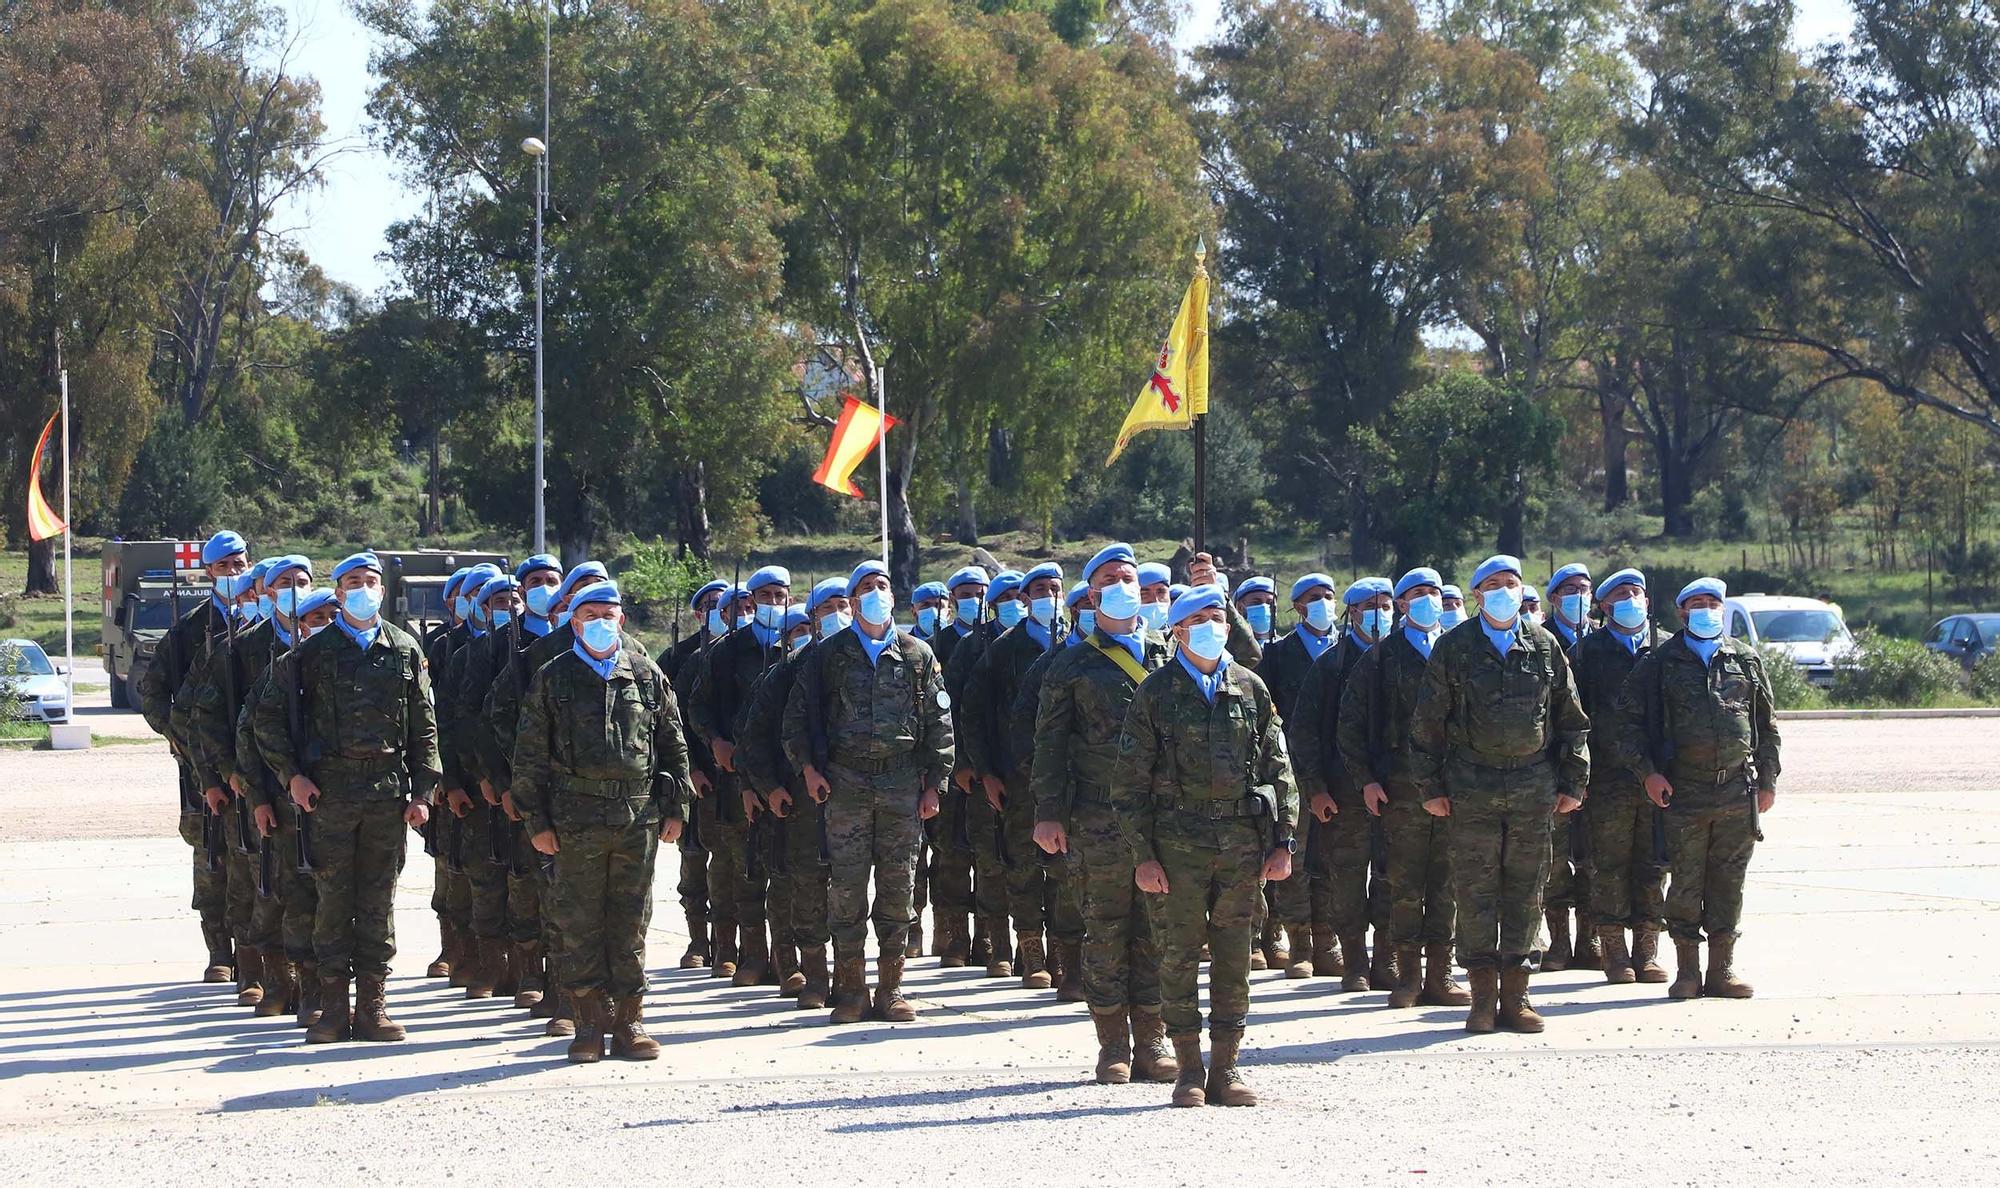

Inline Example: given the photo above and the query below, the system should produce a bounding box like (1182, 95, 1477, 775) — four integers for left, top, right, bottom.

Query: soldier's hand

(253, 804, 278, 837)
(479, 778, 500, 806)
(1034, 821, 1068, 855)
(659, 818, 684, 844)
(804, 765, 831, 804)
(1261, 848, 1292, 881)
(288, 774, 320, 812)
(982, 775, 1006, 812)
(952, 767, 974, 795)
(1310, 791, 1337, 823)
(919, 787, 940, 820)
(445, 787, 474, 817)
(1644, 773, 1673, 809)
(1756, 787, 1776, 813)
(531, 829, 559, 855)
(691, 769, 712, 798)
(740, 787, 762, 820)
(228, 773, 250, 800)
(501, 791, 522, 822)
(1134, 859, 1170, 894)
(1555, 793, 1583, 815)
(1422, 796, 1452, 818)
(202, 786, 229, 814)
(1362, 783, 1388, 816)
(711, 738, 737, 772)
(769, 787, 793, 818)
(403, 800, 430, 830)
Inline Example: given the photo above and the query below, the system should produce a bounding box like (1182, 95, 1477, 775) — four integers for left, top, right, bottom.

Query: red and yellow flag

(26, 411, 66, 542)
(1107, 250, 1210, 465)
(811, 395, 899, 498)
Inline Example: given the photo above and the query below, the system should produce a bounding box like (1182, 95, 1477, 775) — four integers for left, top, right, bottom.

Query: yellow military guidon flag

(26, 411, 66, 542)
(1107, 248, 1209, 465)
(811, 394, 899, 498)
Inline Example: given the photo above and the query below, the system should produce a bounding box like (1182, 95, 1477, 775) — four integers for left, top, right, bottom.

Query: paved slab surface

(1, 712, 1995, 1185)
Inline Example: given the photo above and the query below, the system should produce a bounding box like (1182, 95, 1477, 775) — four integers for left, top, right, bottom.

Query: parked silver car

(3, 639, 70, 724)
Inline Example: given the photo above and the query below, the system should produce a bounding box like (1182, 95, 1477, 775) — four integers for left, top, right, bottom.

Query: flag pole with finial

(1191, 239, 1208, 553)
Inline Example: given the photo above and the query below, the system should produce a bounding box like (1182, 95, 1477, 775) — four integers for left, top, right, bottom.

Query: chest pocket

(329, 645, 407, 749)
(611, 678, 657, 757)
(1713, 659, 1752, 712)
(1496, 650, 1550, 736)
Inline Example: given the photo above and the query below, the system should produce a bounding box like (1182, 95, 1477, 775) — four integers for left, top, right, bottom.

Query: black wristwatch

(1278, 836, 1298, 854)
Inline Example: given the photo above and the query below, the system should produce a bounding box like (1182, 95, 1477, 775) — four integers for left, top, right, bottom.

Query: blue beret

(1441, 585, 1463, 600)
(515, 553, 561, 581)
(747, 565, 792, 593)
(1233, 576, 1275, 601)
(331, 552, 382, 582)
(808, 578, 848, 615)
(1548, 563, 1592, 592)
(1066, 581, 1090, 608)
(1138, 562, 1172, 587)
(553, 562, 608, 605)
(443, 566, 473, 599)
(1343, 577, 1392, 606)
(1169, 584, 1226, 627)
(1677, 577, 1726, 606)
(1595, 568, 1646, 602)
(1289, 573, 1335, 603)
(1471, 555, 1522, 587)
(569, 581, 622, 609)
(459, 563, 502, 596)
(946, 566, 989, 593)
(689, 578, 730, 610)
(477, 574, 519, 604)
(201, 531, 247, 566)
(913, 582, 947, 603)
(265, 554, 313, 583)
(1394, 568, 1442, 599)
(988, 571, 1024, 603)
(1021, 561, 1064, 588)
(295, 589, 338, 619)
(1082, 543, 1136, 584)
(246, 558, 278, 586)
(847, 560, 888, 597)
(783, 607, 810, 632)
(1522, 585, 1540, 603)
(1168, 583, 1190, 602)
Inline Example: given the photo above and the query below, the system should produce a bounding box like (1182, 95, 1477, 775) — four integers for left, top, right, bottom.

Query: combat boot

(778, 943, 805, 998)
(1704, 937, 1753, 998)
(982, 919, 1011, 977)
(201, 922, 233, 984)
(1464, 967, 1499, 1033)
(448, 923, 474, 988)
(1420, 943, 1472, 1007)
(909, 920, 925, 959)
(1131, 1008, 1178, 1083)
(1599, 926, 1636, 985)
(1205, 1030, 1257, 1106)
(1386, 944, 1423, 1009)
(797, 945, 830, 1010)
(610, 995, 661, 1060)
(1170, 1036, 1207, 1107)
(513, 942, 545, 1010)
(1669, 939, 1702, 999)
(256, 955, 297, 1018)
(1632, 929, 1669, 984)
(732, 925, 770, 988)
(532, 957, 561, 1019)
(353, 975, 407, 1041)
(494, 941, 518, 998)
(427, 918, 453, 978)
(1338, 932, 1370, 992)
(1284, 924, 1314, 979)
(1249, 946, 1268, 972)
(711, 924, 738, 979)
(1541, 909, 1572, 972)
(235, 945, 266, 1008)
(828, 957, 870, 1025)
(1259, 923, 1287, 972)
(1572, 913, 1604, 971)
(971, 917, 993, 967)
(1092, 1009, 1132, 1084)
(1311, 924, 1342, 977)
(1056, 940, 1086, 1003)
(1369, 936, 1395, 990)
(305, 977, 350, 1044)
(680, 911, 710, 969)
(567, 989, 605, 1063)
(296, 960, 322, 1028)
(546, 982, 578, 1037)
(1016, 933, 1052, 990)
(941, 916, 970, 968)
(1497, 965, 1545, 1033)
(464, 936, 499, 1000)
(874, 954, 918, 1022)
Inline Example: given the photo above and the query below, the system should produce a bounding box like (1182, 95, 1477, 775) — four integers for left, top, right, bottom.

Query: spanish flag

(26, 411, 66, 542)
(811, 395, 899, 498)
(1107, 249, 1209, 465)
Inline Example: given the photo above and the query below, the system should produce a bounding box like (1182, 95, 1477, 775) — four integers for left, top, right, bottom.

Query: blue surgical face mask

(1029, 596, 1057, 627)
(275, 586, 309, 617)
(754, 601, 788, 630)
(1077, 609, 1097, 637)
(1359, 607, 1392, 640)
(453, 594, 474, 621)
(342, 586, 383, 621)
(1611, 597, 1649, 629)
(955, 596, 983, 623)
(491, 608, 513, 629)
(212, 573, 244, 600)
(1441, 605, 1465, 630)
(705, 608, 727, 637)
(1405, 594, 1442, 630)
(1245, 604, 1272, 635)
(1480, 586, 1522, 624)
(1684, 606, 1724, 639)
(996, 601, 1025, 629)
(1096, 580, 1141, 621)
(1138, 602, 1169, 632)
(1303, 597, 1334, 631)
(525, 585, 557, 617)
(858, 588, 894, 625)
(578, 617, 620, 652)
(733, 607, 754, 631)
(1183, 620, 1228, 661)
(1559, 593, 1589, 626)
(256, 593, 274, 620)
(917, 607, 939, 634)
(556, 610, 574, 630)
(819, 610, 852, 638)
(788, 632, 811, 655)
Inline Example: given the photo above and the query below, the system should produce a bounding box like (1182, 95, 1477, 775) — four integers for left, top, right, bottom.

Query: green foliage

(1756, 645, 1825, 711)
(116, 413, 227, 538)
(1060, 402, 1266, 543)
(618, 539, 715, 623)
(1972, 653, 2000, 706)
(1831, 630, 1967, 708)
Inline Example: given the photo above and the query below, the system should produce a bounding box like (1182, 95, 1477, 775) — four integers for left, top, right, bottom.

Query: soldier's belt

(1157, 796, 1264, 820)
(1072, 780, 1114, 806)
(1453, 750, 1550, 773)
(829, 750, 918, 775)
(564, 774, 652, 799)
(310, 753, 404, 781)
(1669, 762, 1750, 791)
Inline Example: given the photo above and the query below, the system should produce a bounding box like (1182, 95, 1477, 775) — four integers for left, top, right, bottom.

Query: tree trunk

(676, 465, 712, 562)
(558, 478, 595, 568)
(24, 538, 57, 596)
(954, 471, 977, 545)
(1347, 480, 1380, 568)
(424, 429, 442, 535)
(1660, 449, 1695, 537)
(1599, 379, 1629, 511)
(1497, 465, 1525, 557)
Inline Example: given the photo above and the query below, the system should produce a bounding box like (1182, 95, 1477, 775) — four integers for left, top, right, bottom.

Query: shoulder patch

(937, 689, 951, 710)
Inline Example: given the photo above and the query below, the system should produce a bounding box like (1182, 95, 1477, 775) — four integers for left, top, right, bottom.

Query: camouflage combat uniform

(1287, 631, 1378, 980)
(1571, 623, 1666, 936)
(942, 620, 1005, 965)
(233, 632, 320, 1019)
(138, 596, 235, 974)
(658, 631, 714, 954)
(689, 626, 787, 977)
(424, 621, 476, 963)
(737, 639, 832, 1004)
(1251, 626, 1326, 957)
(449, 624, 547, 993)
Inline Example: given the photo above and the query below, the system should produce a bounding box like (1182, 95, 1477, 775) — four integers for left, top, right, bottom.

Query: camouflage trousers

(1381, 784, 1454, 946)
(1001, 776, 1082, 941)
(824, 762, 923, 962)
(676, 836, 709, 916)
(1443, 759, 1558, 968)
(700, 775, 766, 930)
(179, 804, 229, 935)
(268, 807, 319, 963)
(1586, 786, 1667, 931)
(435, 814, 475, 934)
(1663, 800, 1757, 943)
(1546, 812, 1590, 914)
(464, 803, 540, 942)
(1152, 821, 1266, 1038)
(1311, 795, 1372, 935)
(1265, 812, 1313, 932)
(226, 814, 286, 952)
(970, 791, 1009, 939)
(1073, 801, 1159, 1013)
(928, 788, 975, 919)
(308, 790, 410, 980)
(549, 796, 660, 998)
(774, 804, 830, 948)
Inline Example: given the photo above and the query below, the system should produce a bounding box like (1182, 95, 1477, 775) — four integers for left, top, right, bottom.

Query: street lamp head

(520, 136, 547, 157)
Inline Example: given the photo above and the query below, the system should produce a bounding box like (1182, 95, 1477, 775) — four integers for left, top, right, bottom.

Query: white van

(1722, 594, 1857, 688)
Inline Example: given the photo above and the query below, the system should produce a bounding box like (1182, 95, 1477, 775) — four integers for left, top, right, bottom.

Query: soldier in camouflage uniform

(140, 530, 253, 984)
(252, 551, 441, 1044)
(928, 566, 989, 967)
(782, 561, 950, 1025)
(658, 578, 730, 969)
(421, 566, 477, 983)
(1336, 567, 1470, 1010)
(952, 569, 1022, 976)
(1030, 545, 1178, 1084)
(1183, 553, 1265, 669)
(429, 563, 502, 990)
(1540, 562, 1601, 973)
(514, 583, 690, 1063)
(1409, 555, 1590, 1034)
(738, 604, 816, 998)
(1613, 577, 1780, 1002)
(1114, 585, 1296, 1108)
(1571, 568, 1667, 984)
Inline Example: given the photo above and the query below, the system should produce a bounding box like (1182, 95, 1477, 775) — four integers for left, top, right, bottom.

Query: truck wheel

(110, 675, 129, 709)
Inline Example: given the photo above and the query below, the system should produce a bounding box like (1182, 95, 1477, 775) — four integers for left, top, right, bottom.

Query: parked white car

(1721, 595, 1857, 688)
(3, 638, 71, 724)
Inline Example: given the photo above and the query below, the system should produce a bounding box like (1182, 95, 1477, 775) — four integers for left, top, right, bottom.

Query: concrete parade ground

(2, 670, 1996, 1184)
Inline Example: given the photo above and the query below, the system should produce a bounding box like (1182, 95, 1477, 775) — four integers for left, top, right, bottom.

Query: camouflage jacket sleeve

(137, 609, 201, 739)
(1110, 678, 1164, 868)
(436, 645, 474, 792)
(1227, 603, 1263, 668)
(1030, 652, 1080, 825)
(688, 636, 731, 746)
(1406, 652, 1455, 802)
(235, 668, 274, 809)
(1288, 661, 1329, 798)
(449, 643, 502, 790)
(511, 665, 558, 837)
(1546, 640, 1591, 798)
(1250, 674, 1300, 837)
(915, 642, 955, 791)
(1008, 655, 1049, 792)
(1335, 647, 1385, 792)
(959, 643, 1001, 777)
(734, 664, 782, 801)
(1609, 651, 1663, 788)
(403, 634, 443, 799)
(180, 643, 231, 790)
(649, 664, 693, 820)
(250, 651, 305, 790)
(780, 657, 814, 777)
(1745, 648, 1782, 791)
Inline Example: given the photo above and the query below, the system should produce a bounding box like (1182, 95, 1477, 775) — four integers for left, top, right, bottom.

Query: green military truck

(377, 548, 511, 641)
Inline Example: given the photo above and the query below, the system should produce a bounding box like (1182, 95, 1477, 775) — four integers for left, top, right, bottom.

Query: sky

(281, 0, 1859, 297)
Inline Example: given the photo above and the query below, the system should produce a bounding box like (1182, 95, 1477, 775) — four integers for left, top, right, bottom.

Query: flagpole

(1191, 239, 1208, 553)
(877, 366, 890, 572)
(59, 370, 73, 710)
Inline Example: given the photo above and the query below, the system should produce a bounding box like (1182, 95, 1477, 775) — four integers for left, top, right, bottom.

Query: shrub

(1758, 646, 1826, 710)
(1831, 629, 1965, 707)
(1972, 653, 2000, 705)
(618, 538, 713, 625)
